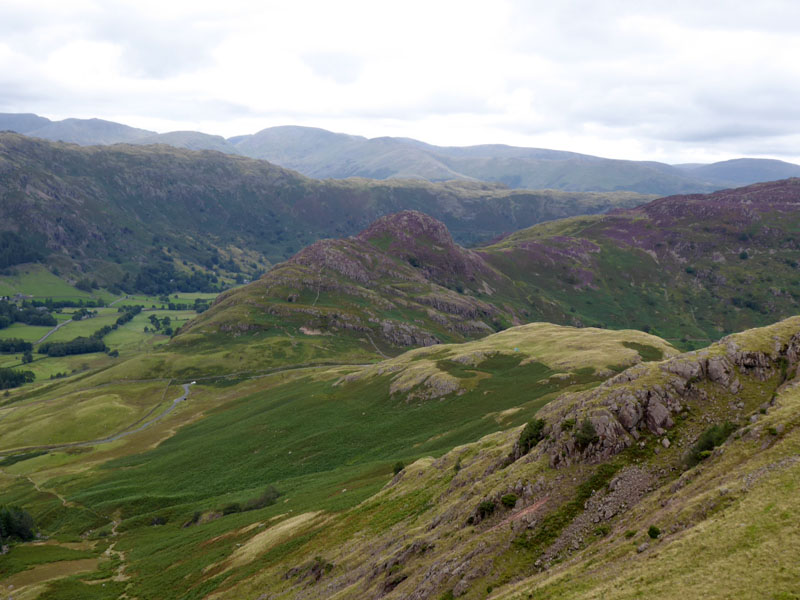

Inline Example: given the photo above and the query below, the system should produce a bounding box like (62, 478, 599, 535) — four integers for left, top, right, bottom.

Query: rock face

(542, 326, 800, 468)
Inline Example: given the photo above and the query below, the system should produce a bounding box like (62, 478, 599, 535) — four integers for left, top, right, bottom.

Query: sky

(2, 0, 800, 164)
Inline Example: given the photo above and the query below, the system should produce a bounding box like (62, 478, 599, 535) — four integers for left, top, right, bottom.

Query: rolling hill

(4, 112, 800, 194)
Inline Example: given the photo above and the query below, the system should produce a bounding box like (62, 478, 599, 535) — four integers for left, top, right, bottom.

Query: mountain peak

(357, 210, 455, 248)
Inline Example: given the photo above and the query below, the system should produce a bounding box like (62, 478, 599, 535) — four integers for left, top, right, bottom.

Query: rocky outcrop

(543, 325, 800, 468)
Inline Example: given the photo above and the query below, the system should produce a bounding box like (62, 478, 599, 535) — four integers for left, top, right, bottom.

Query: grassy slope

(0, 323, 674, 599)
(189, 316, 800, 599)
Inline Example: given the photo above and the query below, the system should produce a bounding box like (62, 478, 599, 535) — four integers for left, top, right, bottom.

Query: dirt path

(36, 318, 73, 344)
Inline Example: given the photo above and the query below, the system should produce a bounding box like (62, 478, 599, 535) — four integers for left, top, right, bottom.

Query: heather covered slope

(187, 180, 800, 357)
(205, 316, 800, 600)
(481, 178, 800, 343)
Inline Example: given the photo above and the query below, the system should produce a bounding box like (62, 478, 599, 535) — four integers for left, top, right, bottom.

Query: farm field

(0, 265, 96, 301)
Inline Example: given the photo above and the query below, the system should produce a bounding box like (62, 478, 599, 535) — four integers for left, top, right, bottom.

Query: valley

(0, 154, 798, 599)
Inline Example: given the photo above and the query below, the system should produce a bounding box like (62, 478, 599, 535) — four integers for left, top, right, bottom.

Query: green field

(0, 265, 96, 300)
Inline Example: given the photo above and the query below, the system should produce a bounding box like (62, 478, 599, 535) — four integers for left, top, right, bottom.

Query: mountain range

(4, 112, 800, 194)
(0, 132, 650, 291)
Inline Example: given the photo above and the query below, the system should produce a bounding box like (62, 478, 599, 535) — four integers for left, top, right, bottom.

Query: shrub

(518, 418, 546, 455)
(739, 251, 749, 260)
(477, 500, 496, 519)
(222, 503, 242, 515)
(243, 486, 282, 511)
(624, 529, 637, 539)
(648, 525, 661, 539)
(453, 458, 461, 472)
(561, 418, 576, 431)
(594, 524, 610, 537)
(575, 418, 599, 449)
(0, 505, 35, 541)
(393, 461, 405, 476)
(687, 422, 737, 466)
(501, 494, 518, 508)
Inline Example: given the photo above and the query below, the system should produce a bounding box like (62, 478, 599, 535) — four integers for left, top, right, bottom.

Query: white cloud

(1, 0, 800, 163)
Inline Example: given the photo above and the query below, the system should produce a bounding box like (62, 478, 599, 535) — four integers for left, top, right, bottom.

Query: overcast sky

(2, 0, 800, 164)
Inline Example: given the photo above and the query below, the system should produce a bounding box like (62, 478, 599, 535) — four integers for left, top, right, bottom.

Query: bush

(242, 486, 281, 511)
(594, 524, 610, 537)
(392, 461, 405, 476)
(501, 494, 518, 508)
(0, 367, 35, 389)
(648, 525, 661, 539)
(0, 505, 35, 542)
(687, 422, 737, 466)
(222, 503, 242, 515)
(739, 251, 749, 260)
(477, 500, 496, 519)
(624, 529, 637, 539)
(561, 418, 576, 431)
(518, 418, 546, 455)
(575, 418, 599, 449)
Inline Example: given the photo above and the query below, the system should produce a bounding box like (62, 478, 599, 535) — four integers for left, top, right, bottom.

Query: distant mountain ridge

(0, 133, 649, 291)
(3, 112, 800, 194)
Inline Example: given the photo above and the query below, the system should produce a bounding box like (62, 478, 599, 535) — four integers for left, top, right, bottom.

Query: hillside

(0, 321, 676, 598)
(5, 113, 800, 194)
(1, 313, 798, 598)
(202, 316, 800, 599)
(0, 133, 649, 293)
(186, 180, 800, 359)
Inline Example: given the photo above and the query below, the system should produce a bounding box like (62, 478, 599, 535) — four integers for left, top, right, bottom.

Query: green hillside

(1, 313, 798, 599)
(0, 133, 652, 295)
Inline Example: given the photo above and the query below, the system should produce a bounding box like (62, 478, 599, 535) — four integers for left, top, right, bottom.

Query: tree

(575, 418, 599, 449)
(22, 350, 33, 364)
(518, 418, 546, 455)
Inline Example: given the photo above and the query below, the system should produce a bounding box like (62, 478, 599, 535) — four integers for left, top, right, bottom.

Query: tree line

(0, 300, 57, 330)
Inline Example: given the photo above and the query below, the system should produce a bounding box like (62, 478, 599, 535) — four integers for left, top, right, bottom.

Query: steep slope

(480, 178, 800, 343)
(198, 316, 800, 600)
(0, 133, 649, 290)
(188, 180, 800, 356)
